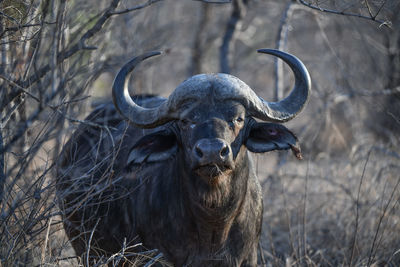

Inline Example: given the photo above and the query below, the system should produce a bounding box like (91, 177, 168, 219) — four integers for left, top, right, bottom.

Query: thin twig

(349, 148, 372, 266)
(364, 0, 387, 20)
(0, 94, 25, 129)
(0, 122, 4, 205)
(143, 252, 163, 267)
(193, 0, 231, 3)
(364, 0, 374, 18)
(301, 159, 310, 264)
(281, 181, 299, 263)
(40, 217, 53, 264)
(0, 77, 67, 154)
(258, 241, 266, 265)
(0, 11, 19, 25)
(55, 109, 118, 131)
(86, 218, 101, 267)
(110, 0, 164, 15)
(374, 1, 387, 20)
(0, 21, 56, 37)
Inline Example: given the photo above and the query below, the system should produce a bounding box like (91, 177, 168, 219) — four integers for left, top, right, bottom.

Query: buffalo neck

(177, 146, 250, 247)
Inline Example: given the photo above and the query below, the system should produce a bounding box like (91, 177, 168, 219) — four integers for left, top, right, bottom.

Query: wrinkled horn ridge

(112, 51, 173, 128)
(256, 49, 311, 122)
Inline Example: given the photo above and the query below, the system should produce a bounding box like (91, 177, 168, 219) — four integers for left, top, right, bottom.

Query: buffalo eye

(232, 117, 244, 126)
(181, 119, 196, 129)
(235, 117, 244, 123)
(228, 117, 244, 131)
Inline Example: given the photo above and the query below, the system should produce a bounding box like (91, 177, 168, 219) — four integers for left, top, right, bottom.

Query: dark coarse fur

(57, 95, 300, 266)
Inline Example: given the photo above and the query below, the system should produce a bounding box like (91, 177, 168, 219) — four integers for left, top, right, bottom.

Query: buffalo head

(113, 49, 310, 187)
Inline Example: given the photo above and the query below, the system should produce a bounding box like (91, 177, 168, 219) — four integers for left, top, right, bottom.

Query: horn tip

(144, 51, 163, 58)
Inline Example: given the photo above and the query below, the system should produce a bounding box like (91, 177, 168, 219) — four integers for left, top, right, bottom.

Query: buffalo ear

(127, 130, 177, 165)
(245, 122, 303, 159)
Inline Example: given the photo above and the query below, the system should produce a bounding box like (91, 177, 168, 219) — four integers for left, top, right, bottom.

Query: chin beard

(194, 164, 232, 186)
(192, 164, 234, 208)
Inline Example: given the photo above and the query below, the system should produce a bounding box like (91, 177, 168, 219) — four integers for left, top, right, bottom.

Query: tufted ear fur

(127, 130, 177, 165)
(245, 122, 303, 159)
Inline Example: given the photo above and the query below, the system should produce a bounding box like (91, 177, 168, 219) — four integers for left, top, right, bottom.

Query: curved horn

(113, 49, 311, 128)
(112, 51, 174, 128)
(254, 49, 311, 122)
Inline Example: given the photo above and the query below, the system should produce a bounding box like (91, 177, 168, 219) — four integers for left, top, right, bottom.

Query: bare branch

(365, 0, 387, 20)
(274, 2, 299, 101)
(0, 76, 68, 154)
(353, 86, 400, 96)
(220, 0, 247, 74)
(374, 1, 388, 19)
(0, 94, 25, 129)
(0, 74, 41, 103)
(0, 122, 4, 205)
(364, 0, 374, 18)
(0, 0, 151, 112)
(10, 0, 161, 100)
(0, 11, 19, 25)
(297, 0, 392, 27)
(0, 21, 56, 38)
(86, 218, 100, 267)
(189, 3, 211, 75)
(193, 0, 232, 3)
(54, 109, 118, 131)
(330, 86, 400, 104)
(143, 252, 163, 267)
(0, 73, 101, 131)
(110, 0, 163, 15)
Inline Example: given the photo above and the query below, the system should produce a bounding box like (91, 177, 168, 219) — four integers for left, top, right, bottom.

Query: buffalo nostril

(195, 146, 203, 158)
(220, 145, 229, 157)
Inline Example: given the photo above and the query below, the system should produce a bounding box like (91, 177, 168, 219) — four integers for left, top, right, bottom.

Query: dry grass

(256, 144, 400, 266)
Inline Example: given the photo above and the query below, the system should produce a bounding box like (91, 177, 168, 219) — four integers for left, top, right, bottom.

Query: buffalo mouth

(194, 164, 232, 185)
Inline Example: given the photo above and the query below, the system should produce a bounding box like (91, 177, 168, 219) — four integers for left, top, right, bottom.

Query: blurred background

(0, 0, 399, 266)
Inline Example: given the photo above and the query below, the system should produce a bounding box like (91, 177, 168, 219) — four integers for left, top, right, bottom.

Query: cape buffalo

(56, 49, 311, 266)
